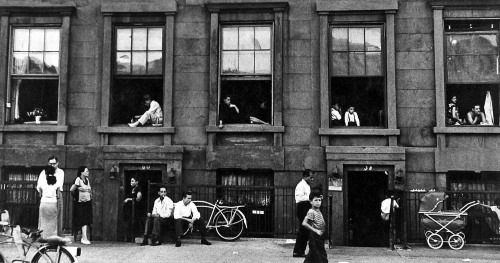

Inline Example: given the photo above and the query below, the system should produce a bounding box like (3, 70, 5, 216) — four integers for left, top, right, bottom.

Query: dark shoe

(151, 240, 161, 246)
(201, 239, 211, 245)
(140, 239, 148, 246)
(175, 240, 182, 247)
(292, 253, 305, 258)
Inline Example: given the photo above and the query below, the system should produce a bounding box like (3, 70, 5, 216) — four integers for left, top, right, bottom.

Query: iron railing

(143, 183, 329, 239)
(404, 190, 500, 244)
(0, 181, 74, 233)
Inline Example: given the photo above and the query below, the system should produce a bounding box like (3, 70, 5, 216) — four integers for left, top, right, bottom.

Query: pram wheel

(427, 233, 443, 249)
(425, 231, 433, 238)
(448, 234, 465, 250)
(457, 232, 465, 239)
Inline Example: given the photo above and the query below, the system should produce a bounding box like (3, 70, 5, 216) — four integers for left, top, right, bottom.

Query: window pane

(239, 27, 254, 50)
(117, 29, 132, 51)
(147, 51, 163, 74)
(332, 28, 348, 51)
(116, 52, 131, 74)
(29, 29, 45, 52)
(28, 52, 44, 74)
(222, 51, 238, 73)
(13, 29, 29, 51)
(447, 55, 498, 82)
(349, 28, 364, 51)
(255, 51, 271, 74)
(472, 34, 497, 54)
(366, 52, 382, 76)
(11, 79, 59, 122)
(13, 52, 28, 74)
(222, 27, 238, 50)
(349, 52, 365, 75)
(254, 27, 271, 50)
(331, 52, 348, 76)
(44, 53, 59, 74)
(238, 51, 254, 74)
(148, 28, 163, 50)
(45, 29, 60, 52)
(365, 28, 381, 51)
(132, 51, 147, 74)
(132, 29, 147, 51)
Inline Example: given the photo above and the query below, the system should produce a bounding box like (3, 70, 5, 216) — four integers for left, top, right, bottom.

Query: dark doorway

(122, 170, 162, 241)
(347, 171, 388, 247)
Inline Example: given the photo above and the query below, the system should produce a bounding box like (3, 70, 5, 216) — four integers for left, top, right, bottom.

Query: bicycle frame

(193, 200, 247, 229)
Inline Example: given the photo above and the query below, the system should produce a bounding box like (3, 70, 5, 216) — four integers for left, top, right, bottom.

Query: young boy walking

(302, 191, 328, 263)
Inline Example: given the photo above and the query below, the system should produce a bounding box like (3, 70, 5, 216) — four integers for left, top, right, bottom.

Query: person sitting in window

(330, 103, 342, 126)
(219, 95, 241, 127)
(344, 106, 360, 126)
(466, 105, 487, 125)
(128, 94, 163, 127)
(249, 100, 271, 125)
(447, 96, 463, 125)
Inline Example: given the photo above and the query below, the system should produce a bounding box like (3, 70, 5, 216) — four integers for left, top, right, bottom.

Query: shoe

(81, 239, 91, 245)
(175, 240, 181, 247)
(140, 238, 148, 246)
(201, 239, 211, 245)
(292, 253, 305, 258)
(151, 240, 161, 246)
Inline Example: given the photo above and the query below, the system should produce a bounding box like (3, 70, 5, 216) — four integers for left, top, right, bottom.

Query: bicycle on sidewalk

(0, 210, 81, 263)
(187, 200, 247, 241)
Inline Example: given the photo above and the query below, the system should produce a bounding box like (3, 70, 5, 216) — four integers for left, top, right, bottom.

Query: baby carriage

(419, 192, 480, 250)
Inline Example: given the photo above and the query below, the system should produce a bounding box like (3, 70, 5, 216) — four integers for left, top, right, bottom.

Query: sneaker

(81, 239, 91, 245)
(201, 239, 211, 245)
(175, 240, 181, 247)
(140, 237, 148, 246)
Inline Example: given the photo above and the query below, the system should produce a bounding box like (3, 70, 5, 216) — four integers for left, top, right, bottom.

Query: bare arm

(302, 217, 323, 236)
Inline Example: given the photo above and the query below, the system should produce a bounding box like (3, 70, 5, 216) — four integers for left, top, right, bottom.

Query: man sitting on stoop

(173, 191, 212, 247)
(140, 186, 173, 246)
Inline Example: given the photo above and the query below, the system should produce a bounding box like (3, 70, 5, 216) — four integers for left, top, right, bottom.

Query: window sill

(319, 128, 400, 136)
(206, 124, 285, 133)
(97, 126, 175, 134)
(1, 124, 68, 132)
(434, 126, 500, 134)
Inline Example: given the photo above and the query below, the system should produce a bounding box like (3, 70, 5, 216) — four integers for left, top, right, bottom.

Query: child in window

(302, 191, 328, 263)
(344, 106, 360, 126)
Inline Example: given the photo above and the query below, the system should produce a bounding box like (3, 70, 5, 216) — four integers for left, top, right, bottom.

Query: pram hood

(419, 192, 446, 212)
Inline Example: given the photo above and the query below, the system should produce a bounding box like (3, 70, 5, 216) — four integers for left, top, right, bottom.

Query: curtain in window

(12, 80, 22, 120)
(484, 91, 494, 125)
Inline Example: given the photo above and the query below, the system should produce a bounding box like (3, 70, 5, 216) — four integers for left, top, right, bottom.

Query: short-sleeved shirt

(74, 177, 91, 202)
(305, 209, 325, 233)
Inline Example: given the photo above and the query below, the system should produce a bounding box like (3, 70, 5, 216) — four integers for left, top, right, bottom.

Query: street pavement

(1, 238, 500, 263)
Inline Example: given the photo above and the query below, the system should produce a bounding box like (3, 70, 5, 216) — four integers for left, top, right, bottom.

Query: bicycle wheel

(215, 209, 244, 241)
(31, 246, 76, 263)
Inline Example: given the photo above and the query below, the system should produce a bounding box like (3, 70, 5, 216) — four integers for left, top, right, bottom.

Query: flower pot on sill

(35, 116, 41, 124)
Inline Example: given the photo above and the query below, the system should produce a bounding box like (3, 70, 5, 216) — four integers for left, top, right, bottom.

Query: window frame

(218, 23, 274, 126)
(432, 1, 500, 135)
(0, 4, 74, 145)
(316, 1, 400, 146)
(206, 2, 288, 147)
(97, 2, 176, 146)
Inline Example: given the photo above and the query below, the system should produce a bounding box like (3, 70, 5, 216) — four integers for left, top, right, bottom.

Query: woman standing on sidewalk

(70, 166, 93, 245)
(37, 165, 59, 238)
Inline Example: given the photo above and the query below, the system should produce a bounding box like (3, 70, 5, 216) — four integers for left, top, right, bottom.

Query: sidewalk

(1, 238, 499, 263)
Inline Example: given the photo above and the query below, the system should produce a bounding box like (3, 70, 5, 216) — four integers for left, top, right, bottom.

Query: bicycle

(190, 200, 247, 241)
(0, 210, 81, 263)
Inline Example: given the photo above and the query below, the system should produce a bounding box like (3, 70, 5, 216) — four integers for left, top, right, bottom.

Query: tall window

(111, 27, 163, 125)
(9, 28, 60, 124)
(219, 25, 273, 125)
(445, 20, 499, 126)
(330, 26, 385, 127)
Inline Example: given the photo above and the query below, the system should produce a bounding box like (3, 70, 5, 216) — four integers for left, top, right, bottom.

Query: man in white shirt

(174, 191, 211, 247)
(140, 186, 173, 246)
(128, 94, 163, 127)
(293, 169, 314, 258)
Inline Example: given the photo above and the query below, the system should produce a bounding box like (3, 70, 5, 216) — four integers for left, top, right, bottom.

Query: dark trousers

(293, 201, 311, 254)
(175, 218, 207, 240)
(304, 233, 328, 263)
(144, 216, 172, 238)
